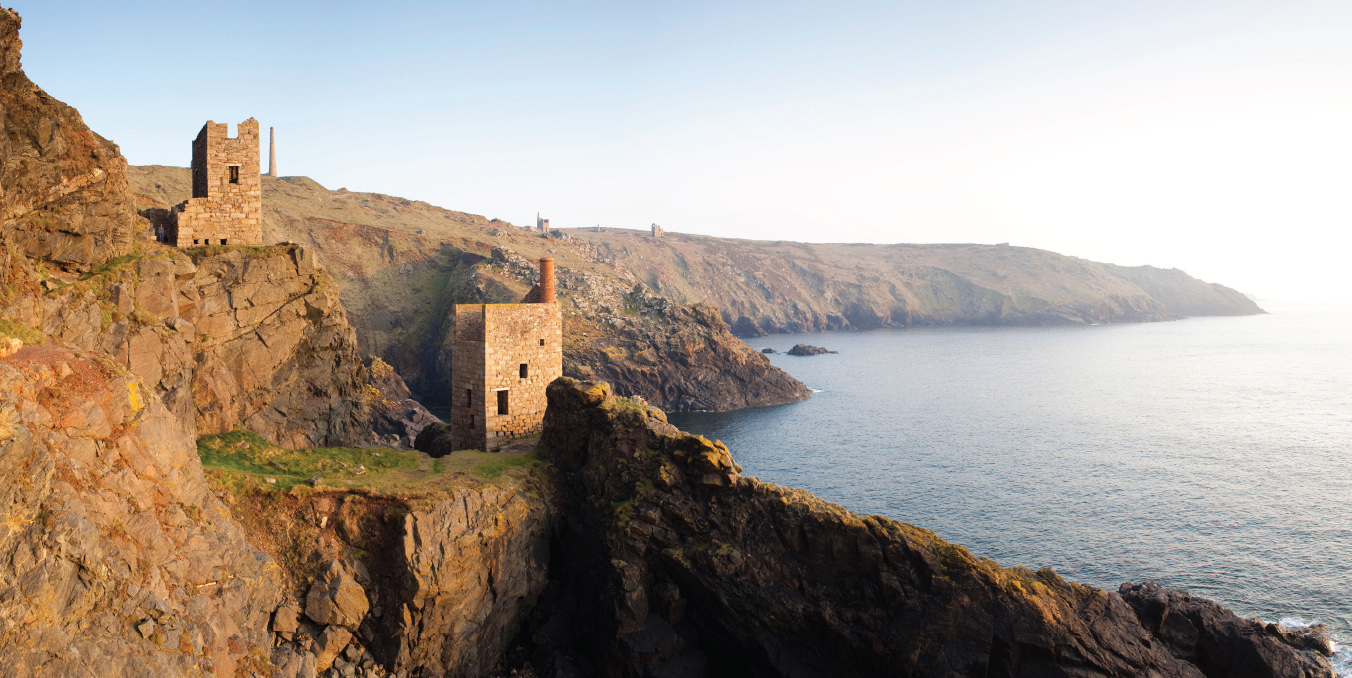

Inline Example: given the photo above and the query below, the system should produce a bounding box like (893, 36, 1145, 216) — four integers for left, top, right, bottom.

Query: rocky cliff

(0, 242, 373, 448)
(130, 167, 809, 412)
(0, 344, 280, 677)
(1, 9, 135, 270)
(520, 377, 1333, 678)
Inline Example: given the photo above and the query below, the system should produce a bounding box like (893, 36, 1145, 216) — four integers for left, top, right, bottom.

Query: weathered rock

(786, 343, 837, 356)
(528, 377, 1335, 678)
(760, 347, 776, 354)
(313, 625, 352, 672)
(273, 603, 303, 634)
(271, 644, 318, 678)
(305, 560, 369, 631)
(0, 343, 281, 677)
(390, 486, 551, 677)
(1, 9, 135, 271)
(364, 355, 438, 449)
(1120, 582, 1334, 678)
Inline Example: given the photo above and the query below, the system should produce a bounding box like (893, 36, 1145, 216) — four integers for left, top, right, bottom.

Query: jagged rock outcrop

(0, 344, 280, 676)
(190, 245, 370, 447)
(0, 242, 373, 447)
(1120, 583, 1334, 678)
(364, 355, 438, 449)
(1, 10, 135, 270)
(564, 284, 812, 411)
(525, 377, 1333, 677)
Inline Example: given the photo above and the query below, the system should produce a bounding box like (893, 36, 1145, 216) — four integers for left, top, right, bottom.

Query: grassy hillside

(129, 165, 1261, 407)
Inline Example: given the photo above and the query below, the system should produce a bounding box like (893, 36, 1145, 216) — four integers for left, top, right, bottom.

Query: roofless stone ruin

(162, 118, 264, 247)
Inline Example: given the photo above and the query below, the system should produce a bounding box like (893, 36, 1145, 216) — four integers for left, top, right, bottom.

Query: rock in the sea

(305, 560, 369, 631)
(760, 347, 777, 353)
(786, 343, 837, 356)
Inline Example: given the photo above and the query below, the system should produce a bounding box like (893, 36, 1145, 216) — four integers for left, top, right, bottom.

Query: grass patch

(471, 452, 540, 479)
(0, 318, 43, 345)
(197, 430, 416, 492)
(197, 430, 548, 497)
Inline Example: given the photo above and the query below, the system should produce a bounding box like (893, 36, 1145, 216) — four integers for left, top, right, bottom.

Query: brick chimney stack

(267, 127, 277, 177)
(538, 258, 555, 303)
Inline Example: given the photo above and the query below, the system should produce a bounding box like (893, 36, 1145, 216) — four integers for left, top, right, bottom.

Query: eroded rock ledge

(517, 377, 1334, 678)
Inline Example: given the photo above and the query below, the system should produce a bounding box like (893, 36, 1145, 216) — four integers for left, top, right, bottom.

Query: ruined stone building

(164, 118, 263, 247)
(450, 258, 562, 451)
(536, 212, 550, 232)
(651, 223, 664, 238)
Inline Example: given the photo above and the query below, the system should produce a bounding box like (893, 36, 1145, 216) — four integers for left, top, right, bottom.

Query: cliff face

(526, 377, 1333, 678)
(0, 10, 134, 270)
(0, 344, 280, 677)
(0, 243, 372, 448)
(129, 167, 810, 413)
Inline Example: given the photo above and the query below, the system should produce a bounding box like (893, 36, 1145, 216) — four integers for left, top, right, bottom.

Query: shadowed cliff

(517, 377, 1333, 678)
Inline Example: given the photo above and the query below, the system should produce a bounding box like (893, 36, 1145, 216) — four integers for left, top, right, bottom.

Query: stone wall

(451, 302, 561, 451)
(169, 119, 262, 247)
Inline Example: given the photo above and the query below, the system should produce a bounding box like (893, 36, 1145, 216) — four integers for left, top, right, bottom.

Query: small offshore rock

(761, 347, 777, 354)
(786, 343, 838, 356)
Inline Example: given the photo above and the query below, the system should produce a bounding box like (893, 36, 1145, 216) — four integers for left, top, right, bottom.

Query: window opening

(465, 388, 473, 407)
(519, 364, 528, 379)
(221, 239, 228, 246)
(497, 390, 509, 415)
(469, 414, 475, 428)
(193, 239, 199, 244)
(228, 166, 240, 184)
(539, 339, 545, 346)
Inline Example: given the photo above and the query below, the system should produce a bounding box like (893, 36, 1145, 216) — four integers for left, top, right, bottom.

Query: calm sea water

(669, 299, 1352, 661)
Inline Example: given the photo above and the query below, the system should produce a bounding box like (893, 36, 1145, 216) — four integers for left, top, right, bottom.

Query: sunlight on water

(671, 299, 1352, 661)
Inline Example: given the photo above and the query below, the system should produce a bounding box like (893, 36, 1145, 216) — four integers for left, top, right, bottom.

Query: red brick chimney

(538, 258, 555, 303)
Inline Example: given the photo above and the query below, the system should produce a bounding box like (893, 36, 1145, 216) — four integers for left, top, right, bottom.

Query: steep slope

(0, 344, 280, 677)
(523, 377, 1333, 677)
(130, 166, 810, 412)
(0, 9, 134, 270)
(1, 242, 373, 447)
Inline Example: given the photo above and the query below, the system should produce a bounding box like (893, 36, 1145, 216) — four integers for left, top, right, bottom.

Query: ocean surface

(668, 299, 1352, 666)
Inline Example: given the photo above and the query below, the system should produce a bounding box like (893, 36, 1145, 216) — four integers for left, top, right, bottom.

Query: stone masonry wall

(170, 118, 262, 246)
(451, 303, 561, 451)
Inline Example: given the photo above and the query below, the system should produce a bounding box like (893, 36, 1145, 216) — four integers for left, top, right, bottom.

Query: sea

(668, 299, 1351, 669)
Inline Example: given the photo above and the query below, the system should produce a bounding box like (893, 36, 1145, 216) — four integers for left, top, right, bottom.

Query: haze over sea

(670, 299, 1351, 663)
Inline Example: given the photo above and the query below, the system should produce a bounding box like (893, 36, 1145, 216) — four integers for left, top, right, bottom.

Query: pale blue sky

(12, 1, 1351, 297)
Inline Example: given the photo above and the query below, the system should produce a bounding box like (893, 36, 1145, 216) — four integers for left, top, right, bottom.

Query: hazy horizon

(12, 1, 1350, 299)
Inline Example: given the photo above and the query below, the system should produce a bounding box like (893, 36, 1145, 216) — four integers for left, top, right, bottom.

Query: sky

(11, 0, 1351, 299)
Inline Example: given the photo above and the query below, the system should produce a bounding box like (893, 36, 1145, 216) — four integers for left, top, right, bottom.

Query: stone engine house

(166, 118, 263, 247)
(450, 258, 562, 451)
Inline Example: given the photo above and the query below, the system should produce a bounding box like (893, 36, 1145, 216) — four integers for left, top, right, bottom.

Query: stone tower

(166, 118, 263, 247)
(450, 258, 563, 452)
(536, 212, 550, 232)
(267, 126, 277, 177)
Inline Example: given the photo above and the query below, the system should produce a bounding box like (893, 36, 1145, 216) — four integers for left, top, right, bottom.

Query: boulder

(313, 625, 353, 672)
(414, 421, 457, 457)
(305, 560, 369, 631)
